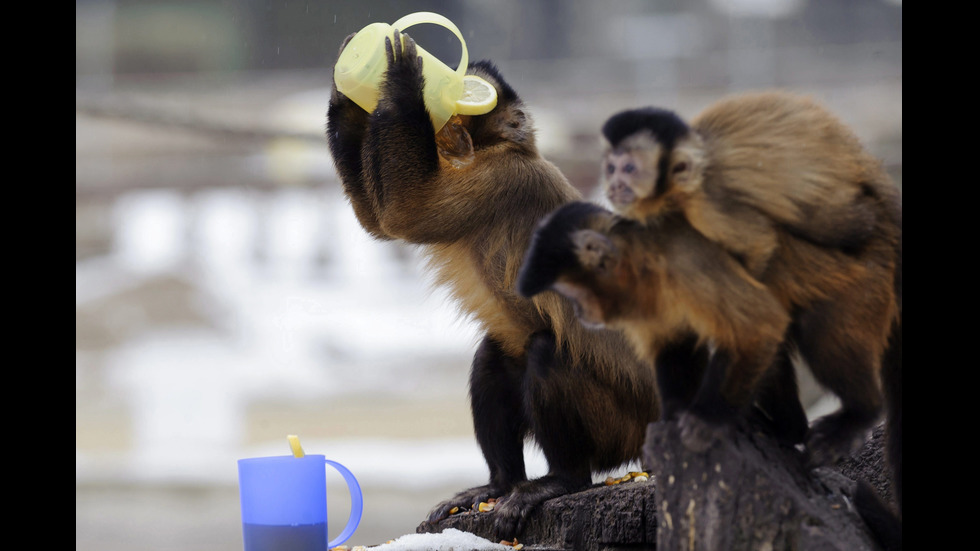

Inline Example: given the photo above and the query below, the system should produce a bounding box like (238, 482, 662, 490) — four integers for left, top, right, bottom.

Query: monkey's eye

(606, 163, 616, 175)
(623, 163, 635, 174)
(672, 162, 688, 174)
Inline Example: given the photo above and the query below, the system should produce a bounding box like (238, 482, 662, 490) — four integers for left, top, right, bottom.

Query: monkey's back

(691, 91, 893, 255)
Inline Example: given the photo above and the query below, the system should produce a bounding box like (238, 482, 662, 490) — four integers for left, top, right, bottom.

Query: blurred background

(76, 0, 901, 549)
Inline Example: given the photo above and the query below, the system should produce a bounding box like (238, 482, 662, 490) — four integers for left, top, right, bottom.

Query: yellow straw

(287, 434, 305, 458)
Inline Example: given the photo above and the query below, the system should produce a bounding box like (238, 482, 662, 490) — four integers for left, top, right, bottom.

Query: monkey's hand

(426, 484, 501, 523)
(380, 29, 425, 105)
(329, 33, 357, 104)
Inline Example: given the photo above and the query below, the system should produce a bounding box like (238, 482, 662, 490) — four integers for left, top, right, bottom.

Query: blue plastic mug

(237, 454, 363, 551)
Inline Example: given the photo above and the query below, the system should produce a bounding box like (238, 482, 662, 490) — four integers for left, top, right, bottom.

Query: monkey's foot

(426, 484, 502, 524)
(678, 411, 730, 453)
(805, 413, 872, 468)
(491, 475, 589, 540)
(749, 401, 808, 447)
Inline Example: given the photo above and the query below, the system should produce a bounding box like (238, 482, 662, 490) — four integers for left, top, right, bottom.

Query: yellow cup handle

(391, 12, 468, 76)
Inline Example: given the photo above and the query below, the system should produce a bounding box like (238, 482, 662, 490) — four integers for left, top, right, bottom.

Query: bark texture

(418, 421, 894, 551)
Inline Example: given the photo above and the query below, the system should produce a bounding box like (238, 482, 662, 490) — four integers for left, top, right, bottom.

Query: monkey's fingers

(400, 32, 418, 62)
(337, 32, 356, 58)
(391, 29, 402, 59)
(384, 36, 394, 65)
(384, 29, 406, 65)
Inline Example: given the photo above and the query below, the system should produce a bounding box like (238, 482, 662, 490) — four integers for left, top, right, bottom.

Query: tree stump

(418, 420, 893, 550)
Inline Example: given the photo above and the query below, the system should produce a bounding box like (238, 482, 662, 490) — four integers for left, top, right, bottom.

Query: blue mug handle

(325, 459, 363, 548)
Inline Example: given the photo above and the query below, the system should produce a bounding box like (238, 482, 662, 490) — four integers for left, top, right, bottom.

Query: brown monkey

(600, 92, 889, 277)
(595, 91, 901, 467)
(518, 199, 902, 546)
(326, 30, 676, 538)
(520, 91, 901, 539)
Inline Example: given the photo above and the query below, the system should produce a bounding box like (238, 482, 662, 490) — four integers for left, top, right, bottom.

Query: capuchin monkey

(600, 92, 888, 278)
(597, 91, 901, 470)
(518, 92, 901, 542)
(326, 30, 675, 539)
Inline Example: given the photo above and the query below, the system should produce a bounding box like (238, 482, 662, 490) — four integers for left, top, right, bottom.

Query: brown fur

(548, 206, 898, 423)
(568, 90, 903, 465)
(603, 91, 888, 277)
(327, 31, 659, 538)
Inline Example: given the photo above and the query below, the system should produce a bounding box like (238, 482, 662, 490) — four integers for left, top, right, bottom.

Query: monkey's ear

(670, 138, 704, 190)
(571, 229, 616, 274)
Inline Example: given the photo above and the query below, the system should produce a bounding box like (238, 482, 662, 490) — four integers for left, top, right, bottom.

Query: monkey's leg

(426, 335, 529, 523)
(795, 302, 884, 467)
(677, 348, 740, 452)
(655, 332, 709, 421)
(679, 342, 778, 452)
(491, 331, 599, 539)
(751, 344, 808, 446)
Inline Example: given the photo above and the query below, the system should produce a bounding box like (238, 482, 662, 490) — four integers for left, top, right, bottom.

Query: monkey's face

(602, 131, 662, 217)
(603, 148, 657, 211)
(601, 130, 705, 220)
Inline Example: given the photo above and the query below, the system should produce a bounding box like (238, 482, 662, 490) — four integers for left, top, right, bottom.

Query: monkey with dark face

(519, 91, 901, 515)
(326, 30, 677, 538)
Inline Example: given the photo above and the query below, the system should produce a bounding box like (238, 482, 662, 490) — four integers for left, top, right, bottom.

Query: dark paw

(806, 418, 868, 468)
(426, 485, 495, 523)
(490, 495, 524, 541)
(379, 30, 424, 103)
(486, 476, 586, 540)
(678, 411, 728, 452)
(384, 30, 422, 73)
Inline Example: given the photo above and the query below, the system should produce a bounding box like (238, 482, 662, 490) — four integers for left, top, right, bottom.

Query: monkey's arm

(357, 30, 441, 241)
(326, 33, 390, 239)
(362, 32, 565, 243)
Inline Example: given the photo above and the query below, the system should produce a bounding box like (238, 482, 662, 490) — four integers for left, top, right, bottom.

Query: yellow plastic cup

(333, 12, 468, 132)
